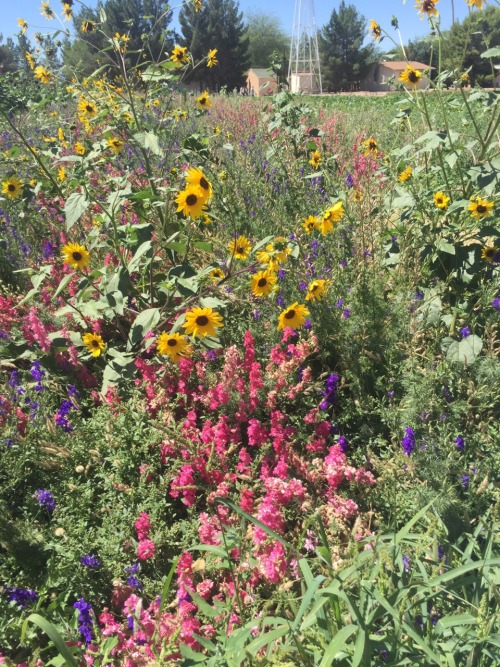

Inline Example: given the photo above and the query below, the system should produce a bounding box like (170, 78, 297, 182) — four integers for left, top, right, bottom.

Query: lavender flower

(459, 326, 470, 338)
(3, 585, 38, 608)
(401, 427, 415, 456)
(74, 598, 93, 644)
(320, 373, 339, 409)
(454, 436, 465, 451)
(402, 555, 411, 572)
(461, 475, 470, 490)
(80, 554, 102, 568)
(35, 489, 56, 513)
(346, 172, 354, 189)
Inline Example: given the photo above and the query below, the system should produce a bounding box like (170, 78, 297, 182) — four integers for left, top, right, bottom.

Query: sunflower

(57, 166, 66, 182)
(468, 197, 494, 219)
(256, 237, 290, 268)
(17, 18, 28, 34)
(481, 245, 498, 262)
(468, 0, 485, 7)
(398, 165, 412, 182)
(75, 142, 86, 156)
(62, 4, 73, 20)
(61, 242, 90, 270)
(196, 91, 211, 109)
(277, 302, 310, 331)
(228, 235, 252, 260)
(82, 332, 106, 357)
(185, 167, 213, 203)
(170, 45, 189, 64)
(175, 186, 207, 219)
(210, 267, 225, 282)
(251, 270, 277, 297)
(399, 66, 422, 87)
(319, 201, 344, 235)
(34, 66, 53, 84)
(302, 215, 320, 234)
(309, 150, 321, 169)
(414, 0, 439, 19)
(193, 0, 203, 11)
(182, 306, 223, 338)
(370, 19, 382, 41)
(40, 1, 55, 20)
(362, 137, 378, 156)
(2, 177, 23, 200)
(107, 137, 125, 154)
(305, 279, 328, 302)
(434, 191, 450, 209)
(26, 52, 35, 69)
(157, 331, 192, 362)
(80, 20, 95, 32)
(207, 48, 218, 68)
(78, 98, 98, 118)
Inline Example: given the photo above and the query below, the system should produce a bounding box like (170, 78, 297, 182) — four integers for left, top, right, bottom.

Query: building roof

(248, 68, 275, 79)
(377, 60, 433, 70)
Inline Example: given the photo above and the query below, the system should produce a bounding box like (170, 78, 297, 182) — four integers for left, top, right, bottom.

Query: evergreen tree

(320, 1, 376, 92)
(244, 11, 289, 68)
(179, 0, 250, 91)
(63, 0, 174, 77)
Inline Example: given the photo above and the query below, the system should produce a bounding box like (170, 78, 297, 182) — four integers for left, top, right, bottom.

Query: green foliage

(319, 1, 378, 93)
(243, 11, 289, 69)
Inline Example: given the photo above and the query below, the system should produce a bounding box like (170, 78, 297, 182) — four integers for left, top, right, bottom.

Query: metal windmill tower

(288, 0, 322, 94)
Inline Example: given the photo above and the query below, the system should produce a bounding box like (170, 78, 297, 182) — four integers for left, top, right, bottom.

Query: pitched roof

(377, 60, 433, 70)
(248, 68, 275, 79)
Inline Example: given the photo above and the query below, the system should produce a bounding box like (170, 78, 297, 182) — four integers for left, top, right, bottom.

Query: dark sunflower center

(408, 71, 419, 83)
(86, 105, 93, 113)
(200, 177, 209, 190)
(477, 205, 486, 214)
(257, 278, 267, 287)
(284, 309, 296, 320)
(91, 340, 99, 347)
(486, 248, 494, 258)
(167, 338, 178, 347)
(186, 194, 198, 206)
(311, 284, 318, 291)
(437, 197, 443, 203)
(200, 98, 206, 105)
(8, 184, 15, 191)
(196, 315, 209, 326)
(72, 252, 82, 261)
(237, 246, 244, 254)
(423, 1, 433, 10)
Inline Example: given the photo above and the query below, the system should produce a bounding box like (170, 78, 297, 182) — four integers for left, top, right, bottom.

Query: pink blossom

(134, 512, 151, 540)
(137, 539, 155, 561)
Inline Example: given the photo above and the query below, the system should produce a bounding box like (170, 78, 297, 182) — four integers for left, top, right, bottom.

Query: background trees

(179, 0, 249, 91)
(319, 1, 377, 92)
(243, 11, 289, 68)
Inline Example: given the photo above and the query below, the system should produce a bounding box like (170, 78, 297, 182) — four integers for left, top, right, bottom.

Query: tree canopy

(319, 1, 377, 92)
(243, 11, 289, 69)
(179, 0, 250, 91)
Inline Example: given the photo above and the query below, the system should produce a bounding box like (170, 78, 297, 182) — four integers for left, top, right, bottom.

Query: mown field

(0, 46, 499, 667)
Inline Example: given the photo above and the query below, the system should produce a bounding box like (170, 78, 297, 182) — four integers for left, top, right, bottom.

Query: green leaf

(446, 335, 483, 365)
(246, 625, 290, 656)
(481, 47, 500, 58)
(215, 498, 293, 549)
(53, 274, 74, 299)
(64, 192, 89, 231)
(128, 241, 152, 272)
(23, 614, 79, 667)
(128, 308, 161, 348)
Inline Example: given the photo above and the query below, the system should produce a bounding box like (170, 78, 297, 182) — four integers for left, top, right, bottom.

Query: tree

(63, 0, 174, 78)
(319, 1, 377, 92)
(0, 35, 18, 74)
(179, 0, 250, 91)
(243, 11, 289, 68)
(443, 6, 500, 86)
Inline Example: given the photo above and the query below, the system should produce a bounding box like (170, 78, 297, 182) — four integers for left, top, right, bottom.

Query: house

(361, 61, 433, 92)
(246, 68, 278, 96)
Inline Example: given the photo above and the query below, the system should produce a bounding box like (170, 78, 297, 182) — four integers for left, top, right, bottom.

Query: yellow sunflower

(2, 177, 23, 200)
(175, 186, 207, 219)
(210, 267, 225, 282)
(468, 197, 494, 219)
(434, 191, 450, 209)
(170, 45, 189, 64)
(196, 91, 211, 109)
(193, 0, 203, 11)
(185, 167, 213, 203)
(62, 4, 73, 20)
(468, 0, 485, 7)
(399, 66, 422, 87)
(34, 66, 53, 84)
(481, 245, 498, 262)
(370, 19, 381, 41)
(302, 215, 320, 234)
(228, 235, 252, 260)
(107, 137, 125, 154)
(26, 52, 35, 69)
(251, 270, 277, 297)
(57, 166, 66, 182)
(75, 142, 86, 155)
(82, 332, 106, 357)
(18, 18, 28, 34)
(61, 242, 90, 270)
(319, 201, 344, 235)
(309, 150, 321, 169)
(78, 98, 98, 118)
(182, 306, 223, 338)
(398, 165, 412, 182)
(277, 302, 310, 331)
(40, 1, 55, 20)
(157, 331, 192, 362)
(415, 0, 439, 19)
(80, 20, 95, 33)
(207, 48, 218, 68)
(305, 279, 328, 302)
(362, 137, 378, 156)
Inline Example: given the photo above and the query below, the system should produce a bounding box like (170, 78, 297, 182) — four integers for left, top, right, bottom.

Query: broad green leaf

(64, 192, 89, 230)
(446, 335, 483, 365)
(128, 307, 161, 347)
(246, 625, 289, 656)
(53, 274, 74, 299)
(128, 240, 152, 272)
(23, 614, 79, 667)
(481, 47, 500, 58)
(133, 132, 163, 157)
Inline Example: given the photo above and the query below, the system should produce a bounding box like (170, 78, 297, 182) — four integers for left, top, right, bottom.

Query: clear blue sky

(1, 1, 475, 47)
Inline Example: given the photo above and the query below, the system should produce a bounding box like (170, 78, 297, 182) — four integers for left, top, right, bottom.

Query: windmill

(288, 0, 322, 94)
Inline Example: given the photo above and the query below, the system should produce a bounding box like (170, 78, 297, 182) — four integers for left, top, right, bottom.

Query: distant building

(361, 61, 433, 92)
(246, 68, 278, 97)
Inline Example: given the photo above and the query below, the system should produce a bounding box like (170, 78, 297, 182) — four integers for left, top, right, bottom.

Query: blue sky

(2, 1, 475, 47)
